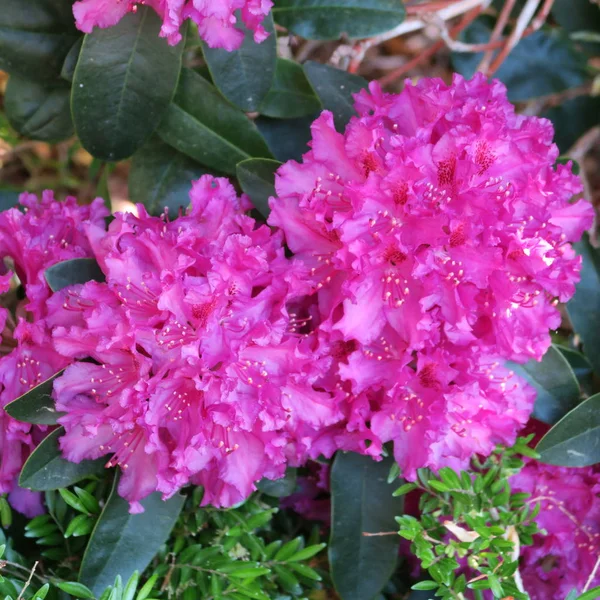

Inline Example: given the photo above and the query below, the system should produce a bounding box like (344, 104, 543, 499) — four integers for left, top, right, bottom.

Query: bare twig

(16, 561, 38, 600)
(477, 0, 517, 72)
(488, 0, 542, 75)
(348, 0, 491, 72)
(583, 555, 600, 593)
(378, 3, 483, 85)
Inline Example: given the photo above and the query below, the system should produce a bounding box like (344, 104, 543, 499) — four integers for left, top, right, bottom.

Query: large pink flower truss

(72, 0, 273, 49)
(50, 176, 342, 512)
(268, 73, 594, 479)
(0, 191, 108, 515)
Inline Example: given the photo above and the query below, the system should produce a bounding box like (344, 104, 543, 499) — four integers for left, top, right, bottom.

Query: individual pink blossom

(0, 192, 106, 515)
(511, 460, 600, 600)
(0, 191, 108, 319)
(268, 74, 593, 478)
(51, 176, 341, 512)
(72, 0, 273, 49)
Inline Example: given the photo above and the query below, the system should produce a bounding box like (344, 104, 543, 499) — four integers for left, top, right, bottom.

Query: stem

(583, 555, 600, 593)
(473, 590, 484, 600)
(16, 562, 38, 600)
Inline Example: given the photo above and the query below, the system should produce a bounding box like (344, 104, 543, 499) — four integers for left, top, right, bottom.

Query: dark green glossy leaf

(303, 62, 367, 131)
(452, 21, 588, 101)
(557, 346, 593, 394)
(72, 7, 185, 161)
(256, 468, 297, 497)
(5, 369, 65, 425)
(0, 0, 79, 80)
(157, 69, 272, 175)
(236, 158, 281, 217)
(4, 76, 73, 142)
(537, 393, 600, 467)
(45, 258, 105, 292)
(567, 235, 600, 376)
(329, 452, 404, 600)
(256, 115, 315, 162)
(0, 191, 20, 212)
(272, 0, 406, 40)
(202, 13, 276, 111)
(61, 37, 83, 82)
(129, 138, 208, 216)
(259, 58, 322, 118)
(510, 345, 580, 425)
(553, 0, 600, 54)
(79, 475, 185, 595)
(543, 95, 600, 154)
(19, 427, 106, 490)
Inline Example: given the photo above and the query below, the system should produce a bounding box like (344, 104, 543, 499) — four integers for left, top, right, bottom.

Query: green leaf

(202, 13, 276, 111)
(45, 257, 105, 292)
(552, 0, 600, 54)
(259, 58, 322, 118)
(4, 369, 65, 425)
(393, 482, 417, 497)
(75, 486, 101, 514)
(134, 574, 159, 600)
(123, 571, 140, 600)
(272, 0, 405, 40)
(236, 158, 281, 217)
(287, 543, 326, 562)
(79, 474, 185, 596)
(329, 452, 404, 600)
(256, 467, 297, 497)
(567, 235, 600, 377)
(255, 115, 315, 162)
(509, 345, 581, 425)
(0, 191, 20, 212)
(129, 137, 208, 216)
(0, 0, 80, 80)
(303, 61, 368, 131)
(273, 565, 302, 596)
(411, 581, 439, 591)
(59, 488, 89, 514)
(61, 37, 83, 82)
(452, 20, 588, 101)
(557, 346, 594, 394)
(57, 582, 95, 599)
(72, 6, 185, 161)
(31, 584, 50, 600)
(578, 586, 600, 600)
(4, 76, 73, 142)
(287, 563, 322, 581)
(543, 95, 600, 154)
(19, 427, 106, 490)
(157, 69, 273, 175)
(65, 514, 95, 538)
(537, 393, 600, 467)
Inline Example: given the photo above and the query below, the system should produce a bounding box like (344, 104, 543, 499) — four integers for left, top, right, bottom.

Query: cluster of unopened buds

(0, 74, 593, 518)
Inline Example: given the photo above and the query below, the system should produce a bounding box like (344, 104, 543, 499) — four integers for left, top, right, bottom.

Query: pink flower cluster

(72, 0, 273, 49)
(511, 461, 600, 599)
(0, 192, 108, 515)
(0, 75, 593, 516)
(268, 73, 593, 479)
(48, 176, 343, 512)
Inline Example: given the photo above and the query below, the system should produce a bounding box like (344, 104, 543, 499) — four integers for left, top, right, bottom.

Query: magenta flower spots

(72, 0, 273, 49)
(268, 74, 593, 478)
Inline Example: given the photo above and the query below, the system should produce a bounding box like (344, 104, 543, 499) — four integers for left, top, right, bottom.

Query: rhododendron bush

(0, 0, 599, 599)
